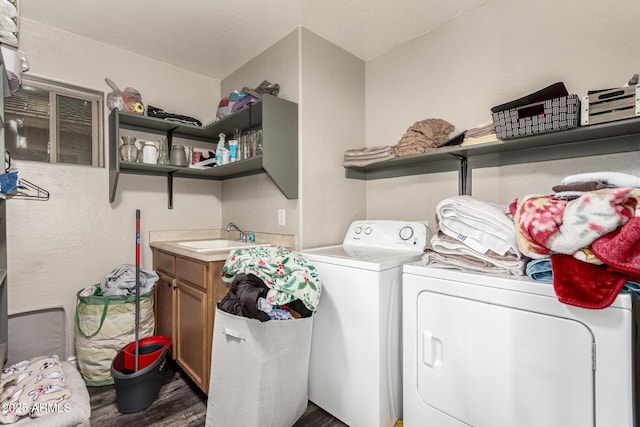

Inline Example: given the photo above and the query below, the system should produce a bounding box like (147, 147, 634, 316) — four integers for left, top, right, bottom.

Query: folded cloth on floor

(436, 195, 520, 257)
(510, 188, 640, 259)
(394, 118, 455, 157)
(427, 229, 526, 275)
(343, 145, 396, 167)
(221, 246, 322, 312)
(0, 355, 72, 424)
(101, 264, 158, 296)
(560, 171, 640, 188)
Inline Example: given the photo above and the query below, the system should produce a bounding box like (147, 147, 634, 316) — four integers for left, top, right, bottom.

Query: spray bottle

(216, 133, 226, 166)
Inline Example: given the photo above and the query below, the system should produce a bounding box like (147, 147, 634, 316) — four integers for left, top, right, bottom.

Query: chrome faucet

(226, 222, 250, 242)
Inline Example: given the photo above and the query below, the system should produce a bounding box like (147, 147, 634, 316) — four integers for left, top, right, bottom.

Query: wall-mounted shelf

(109, 95, 298, 208)
(345, 117, 640, 195)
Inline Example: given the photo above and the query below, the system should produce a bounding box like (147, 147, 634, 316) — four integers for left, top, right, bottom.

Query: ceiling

(20, 0, 489, 80)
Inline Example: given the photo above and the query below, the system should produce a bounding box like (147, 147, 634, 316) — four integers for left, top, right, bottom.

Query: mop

(134, 208, 140, 372)
(111, 209, 171, 414)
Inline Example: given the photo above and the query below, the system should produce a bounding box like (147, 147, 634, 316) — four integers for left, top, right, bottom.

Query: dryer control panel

(343, 220, 431, 252)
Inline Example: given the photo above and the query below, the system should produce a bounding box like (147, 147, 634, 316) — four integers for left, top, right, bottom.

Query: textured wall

(9, 19, 223, 357)
(365, 0, 640, 224)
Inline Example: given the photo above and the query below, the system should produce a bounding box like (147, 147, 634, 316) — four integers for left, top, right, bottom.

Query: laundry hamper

(74, 285, 154, 385)
(205, 308, 314, 427)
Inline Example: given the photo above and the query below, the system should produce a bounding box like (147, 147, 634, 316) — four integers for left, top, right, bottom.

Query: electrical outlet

(278, 209, 286, 226)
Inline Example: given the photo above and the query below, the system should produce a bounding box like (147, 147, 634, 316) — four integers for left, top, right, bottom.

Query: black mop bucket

(111, 346, 168, 413)
(111, 209, 168, 413)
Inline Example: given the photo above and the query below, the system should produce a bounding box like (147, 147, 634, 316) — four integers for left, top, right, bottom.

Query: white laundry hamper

(206, 308, 313, 427)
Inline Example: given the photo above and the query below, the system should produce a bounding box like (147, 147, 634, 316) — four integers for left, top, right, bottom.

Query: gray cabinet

(108, 95, 298, 208)
(345, 118, 640, 195)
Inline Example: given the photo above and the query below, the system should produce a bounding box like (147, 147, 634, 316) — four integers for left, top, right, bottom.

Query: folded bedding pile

(513, 171, 640, 309)
(423, 195, 526, 276)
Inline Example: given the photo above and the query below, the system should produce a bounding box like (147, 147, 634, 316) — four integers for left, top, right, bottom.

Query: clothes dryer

(402, 264, 639, 427)
(303, 220, 431, 427)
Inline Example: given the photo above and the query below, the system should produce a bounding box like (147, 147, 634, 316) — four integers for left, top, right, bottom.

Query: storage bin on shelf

(581, 85, 640, 126)
(491, 82, 580, 139)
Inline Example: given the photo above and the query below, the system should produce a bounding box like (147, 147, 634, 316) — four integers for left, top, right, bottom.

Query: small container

(141, 142, 159, 164)
(119, 136, 139, 163)
(229, 140, 238, 162)
(157, 138, 169, 165)
(170, 145, 188, 166)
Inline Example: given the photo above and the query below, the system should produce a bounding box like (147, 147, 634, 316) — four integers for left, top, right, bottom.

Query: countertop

(149, 229, 296, 262)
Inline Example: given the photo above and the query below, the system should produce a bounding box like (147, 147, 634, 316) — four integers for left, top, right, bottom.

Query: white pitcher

(141, 141, 159, 164)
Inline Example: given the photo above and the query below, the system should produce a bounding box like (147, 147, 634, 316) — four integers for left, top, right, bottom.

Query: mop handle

(135, 209, 140, 372)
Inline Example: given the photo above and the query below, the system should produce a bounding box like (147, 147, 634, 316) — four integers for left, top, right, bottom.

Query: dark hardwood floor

(88, 359, 347, 426)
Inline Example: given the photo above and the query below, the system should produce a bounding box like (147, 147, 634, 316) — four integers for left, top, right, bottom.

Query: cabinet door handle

(172, 285, 177, 290)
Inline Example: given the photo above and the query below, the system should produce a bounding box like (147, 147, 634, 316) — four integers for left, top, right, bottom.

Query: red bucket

(123, 336, 172, 371)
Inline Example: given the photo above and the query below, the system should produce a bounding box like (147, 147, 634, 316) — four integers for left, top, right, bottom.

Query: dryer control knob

(354, 226, 362, 234)
(399, 225, 414, 240)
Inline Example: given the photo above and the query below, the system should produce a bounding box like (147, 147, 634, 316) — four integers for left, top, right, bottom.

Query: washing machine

(303, 220, 431, 427)
(402, 264, 639, 427)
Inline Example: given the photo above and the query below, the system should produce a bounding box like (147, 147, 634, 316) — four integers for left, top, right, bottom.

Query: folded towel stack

(423, 195, 526, 276)
(342, 145, 396, 167)
(394, 118, 455, 157)
(461, 120, 498, 146)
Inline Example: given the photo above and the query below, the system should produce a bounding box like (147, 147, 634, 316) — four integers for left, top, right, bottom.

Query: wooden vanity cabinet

(154, 271, 176, 358)
(152, 249, 227, 394)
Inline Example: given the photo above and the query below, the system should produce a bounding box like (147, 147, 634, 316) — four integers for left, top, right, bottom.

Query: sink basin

(177, 239, 260, 252)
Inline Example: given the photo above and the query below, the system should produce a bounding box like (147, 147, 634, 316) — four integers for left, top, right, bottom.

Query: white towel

(428, 231, 526, 275)
(436, 195, 520, 257)
(422, 250, 522, 276)
(560, 172, 640, 188)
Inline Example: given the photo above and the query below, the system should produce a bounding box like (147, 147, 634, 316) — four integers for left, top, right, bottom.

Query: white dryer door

(416, 291, 594, 427)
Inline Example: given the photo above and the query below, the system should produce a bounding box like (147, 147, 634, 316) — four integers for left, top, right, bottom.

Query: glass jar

(119, 136, 138, 162)
(157, 138, 169, 165)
